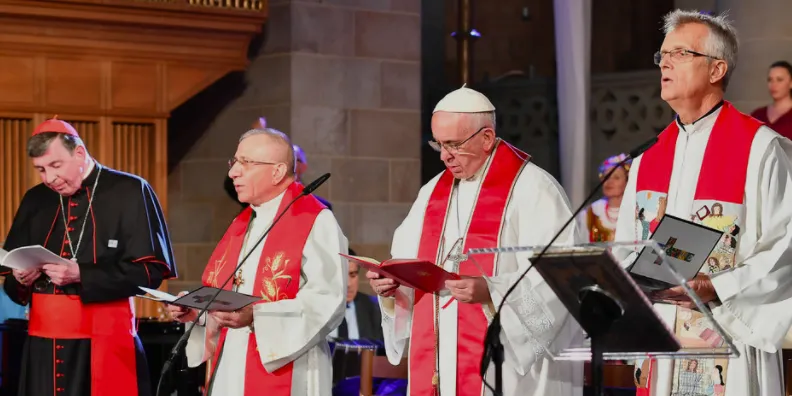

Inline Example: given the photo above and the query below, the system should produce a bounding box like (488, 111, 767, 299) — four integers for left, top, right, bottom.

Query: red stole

(411, 139, 528, 396)
(635, 101, 760, 224)
(633, 101, 761, 394)
(200, 182, 325, 396)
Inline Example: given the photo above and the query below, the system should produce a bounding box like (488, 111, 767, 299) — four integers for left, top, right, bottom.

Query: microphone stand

(155, 174, 331, 396)
(480, 137, 657, 396)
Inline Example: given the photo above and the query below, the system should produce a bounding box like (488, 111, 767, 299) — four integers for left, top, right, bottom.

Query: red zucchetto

(32, 115, 79, 137)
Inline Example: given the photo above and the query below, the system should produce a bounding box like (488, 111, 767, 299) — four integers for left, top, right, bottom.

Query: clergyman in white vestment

(614, 10, 792, 396)
(368, 86, 584, 396)
(168, 128, 348, 396)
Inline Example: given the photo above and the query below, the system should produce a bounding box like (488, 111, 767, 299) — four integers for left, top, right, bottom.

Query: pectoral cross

(233, 268, 245, 288)
(446, 238, 468, 272)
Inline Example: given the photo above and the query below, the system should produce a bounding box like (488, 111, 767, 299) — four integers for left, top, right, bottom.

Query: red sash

(411, 140, 528, 396)
(26, 294, 139, 396)
(201, 182, 325, 396)
(32, 187, 164, 396)
(636, 101, 760, 216)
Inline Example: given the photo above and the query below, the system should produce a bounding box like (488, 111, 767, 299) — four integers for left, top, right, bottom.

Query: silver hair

(662, 10, 739, 90)
(463, 111, 497, 132)
(239, 128, 296, 176)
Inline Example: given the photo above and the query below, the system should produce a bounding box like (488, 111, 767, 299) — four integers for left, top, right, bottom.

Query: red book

(340, 254, 460, 293)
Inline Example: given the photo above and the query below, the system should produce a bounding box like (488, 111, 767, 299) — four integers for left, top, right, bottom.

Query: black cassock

(1, 163, 176, 396)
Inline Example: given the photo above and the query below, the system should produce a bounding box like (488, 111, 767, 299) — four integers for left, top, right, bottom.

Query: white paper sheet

(0, 245, 70, 271)
(138, 286, 177, 302)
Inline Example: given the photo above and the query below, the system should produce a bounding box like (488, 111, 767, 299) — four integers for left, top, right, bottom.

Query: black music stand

(467, 241, 739, 396)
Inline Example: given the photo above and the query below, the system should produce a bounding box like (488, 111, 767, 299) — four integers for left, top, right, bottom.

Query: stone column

(167, 0, 422, 294)
(716, 0, 792, 112)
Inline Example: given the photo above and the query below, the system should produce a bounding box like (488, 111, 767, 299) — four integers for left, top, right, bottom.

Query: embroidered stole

(411, 139, 528, 396)
(200, 182, 326, 396)
(633, 101, 761, 395)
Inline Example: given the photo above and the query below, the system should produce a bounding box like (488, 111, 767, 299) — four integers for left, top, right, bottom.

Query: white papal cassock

(379, 141, 584, 396)
(186, 186, 348, 396)
(614, 102, 792, 396)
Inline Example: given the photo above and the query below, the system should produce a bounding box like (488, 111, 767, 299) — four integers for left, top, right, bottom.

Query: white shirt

(328, 302, 360, 340)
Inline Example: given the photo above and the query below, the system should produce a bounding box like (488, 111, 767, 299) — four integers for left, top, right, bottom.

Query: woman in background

(578, 153, 631, 242)
(751, 61, 792, 139)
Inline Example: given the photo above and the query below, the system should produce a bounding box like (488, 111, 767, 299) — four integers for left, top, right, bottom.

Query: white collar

(250, 190, 286, 217)
(676, 106, 722, 136)
(460, 149, 494, 184)
(81, 159, 96, 180)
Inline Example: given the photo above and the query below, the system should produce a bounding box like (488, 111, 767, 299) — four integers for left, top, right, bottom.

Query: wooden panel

(68, 119, 102, 159)
(45, 58, 102, 109)
(0, 0, 267, 320)
(0, 56, 35, 105)
(112, 121, 166, 320)
(0, 118, 32, 237)
(166, 64, 222, 110)
(113, 122, 154, 182)
(111, 62, 158, 111)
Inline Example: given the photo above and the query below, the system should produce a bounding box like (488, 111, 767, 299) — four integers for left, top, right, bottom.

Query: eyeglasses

(428, 126, 487, 153)
(654, 48, 721, 66)
(228, 157, 280, 169)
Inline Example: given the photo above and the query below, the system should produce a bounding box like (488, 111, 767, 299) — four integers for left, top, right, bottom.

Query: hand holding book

(650, 273, 717, 309)
(367, 271, 400, 297)
(445, 276, 492, 305)
(343, 253, 460, 294)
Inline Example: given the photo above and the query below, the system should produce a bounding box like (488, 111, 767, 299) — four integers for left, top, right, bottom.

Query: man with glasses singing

(0, 117, 176, 396)
(614, 10, 792, 396)
(169, 128, 348, 396)
(367, 85, 582, 396)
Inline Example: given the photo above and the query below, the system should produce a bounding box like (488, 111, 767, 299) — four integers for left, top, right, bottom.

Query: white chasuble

(186, 187, 349, 396)
(380, 140, 584, 396)
(615, 102, 792, 396)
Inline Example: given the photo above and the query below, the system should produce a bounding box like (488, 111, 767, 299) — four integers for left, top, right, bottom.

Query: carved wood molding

(0, 0, 268, 117)
(0, 0, 267, 63)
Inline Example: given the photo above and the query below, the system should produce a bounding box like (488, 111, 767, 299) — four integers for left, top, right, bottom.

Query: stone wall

(717, 0, 792, 113)
(167, 0, 422, 294)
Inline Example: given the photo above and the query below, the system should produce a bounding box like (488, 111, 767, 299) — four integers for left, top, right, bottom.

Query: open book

(137, 286, 260, 312)
(627, 214, 724, 291)
(341, 254, 460, 293)
(0, 245, 70, 271)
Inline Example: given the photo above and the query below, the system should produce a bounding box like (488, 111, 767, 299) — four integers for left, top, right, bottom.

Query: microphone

(302, 173, 330, 195)
(628, 136, 658, 159)
(155, 174, 331, 396)
(479, 137, 658, 396)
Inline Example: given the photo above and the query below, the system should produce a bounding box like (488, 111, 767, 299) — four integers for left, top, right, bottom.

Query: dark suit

(352, 293, 382, 340)
(331, 293, 384, 386)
